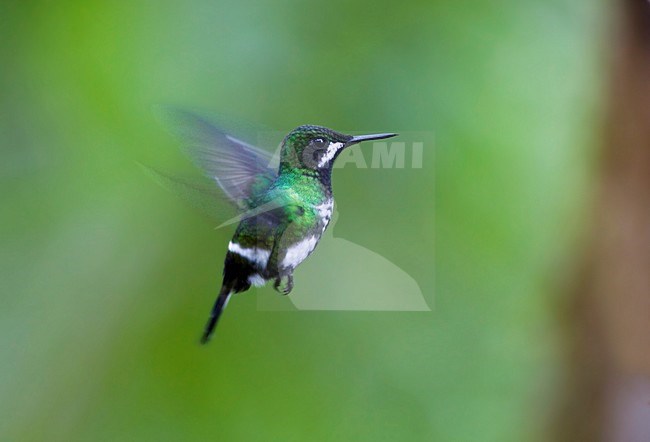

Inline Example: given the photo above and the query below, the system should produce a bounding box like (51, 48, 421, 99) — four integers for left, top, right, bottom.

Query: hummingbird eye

(312, 138, 327, 148)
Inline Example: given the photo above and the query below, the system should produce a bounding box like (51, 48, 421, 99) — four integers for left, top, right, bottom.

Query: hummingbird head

(279, 125, 397, 173)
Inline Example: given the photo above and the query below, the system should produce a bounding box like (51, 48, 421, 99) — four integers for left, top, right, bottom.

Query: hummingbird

(165, 111, 397, 343)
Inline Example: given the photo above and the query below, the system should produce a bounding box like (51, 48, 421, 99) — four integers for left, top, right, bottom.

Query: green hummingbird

(165, 111, 397, 343)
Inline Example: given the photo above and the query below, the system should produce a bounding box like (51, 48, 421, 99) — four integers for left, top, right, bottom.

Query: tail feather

(200, 286, 232, 344)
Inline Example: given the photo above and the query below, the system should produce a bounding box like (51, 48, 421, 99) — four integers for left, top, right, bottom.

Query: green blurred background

(1, 1, 606, 441)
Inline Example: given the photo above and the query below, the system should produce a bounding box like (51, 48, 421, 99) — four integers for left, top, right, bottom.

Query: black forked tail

(200, 286, 232, 344)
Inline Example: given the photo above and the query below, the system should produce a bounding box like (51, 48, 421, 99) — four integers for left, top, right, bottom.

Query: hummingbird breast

(277, 198, 333, 271)
(224, 197, 333, 289)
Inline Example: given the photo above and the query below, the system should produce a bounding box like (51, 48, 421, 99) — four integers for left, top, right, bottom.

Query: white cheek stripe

(228, 242, 271, 267)
(282, 236, 319, 269)
(318, 142, 344, 168)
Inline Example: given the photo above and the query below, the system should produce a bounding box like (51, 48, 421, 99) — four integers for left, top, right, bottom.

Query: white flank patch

(228, 242, 271, 267)
(248, 274, 267, 287)
(282, 236, 319, 269)
(318, 142, 344, 168)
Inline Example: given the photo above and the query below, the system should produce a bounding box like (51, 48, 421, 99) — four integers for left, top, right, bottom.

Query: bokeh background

(5, 1, 646, 441)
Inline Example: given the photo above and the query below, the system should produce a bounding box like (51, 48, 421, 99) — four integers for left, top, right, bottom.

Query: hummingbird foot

(273, 274, 293, 295)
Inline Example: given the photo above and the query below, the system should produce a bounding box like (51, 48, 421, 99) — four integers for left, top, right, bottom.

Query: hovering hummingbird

(164, 111, 397, 343)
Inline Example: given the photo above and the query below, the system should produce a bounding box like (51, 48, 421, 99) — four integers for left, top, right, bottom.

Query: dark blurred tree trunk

(554, 1, 650, 440)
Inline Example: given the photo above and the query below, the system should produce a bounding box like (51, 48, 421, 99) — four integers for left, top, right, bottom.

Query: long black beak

(347, 132, 398, 146)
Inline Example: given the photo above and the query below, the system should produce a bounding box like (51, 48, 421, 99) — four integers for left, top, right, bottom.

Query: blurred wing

(161, 109, 278, 209)
(141, 164, 287, 229)
(140, 163, 237, 223)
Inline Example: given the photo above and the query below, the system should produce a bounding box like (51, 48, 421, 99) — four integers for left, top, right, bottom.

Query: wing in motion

(160, 108, 279, 210)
